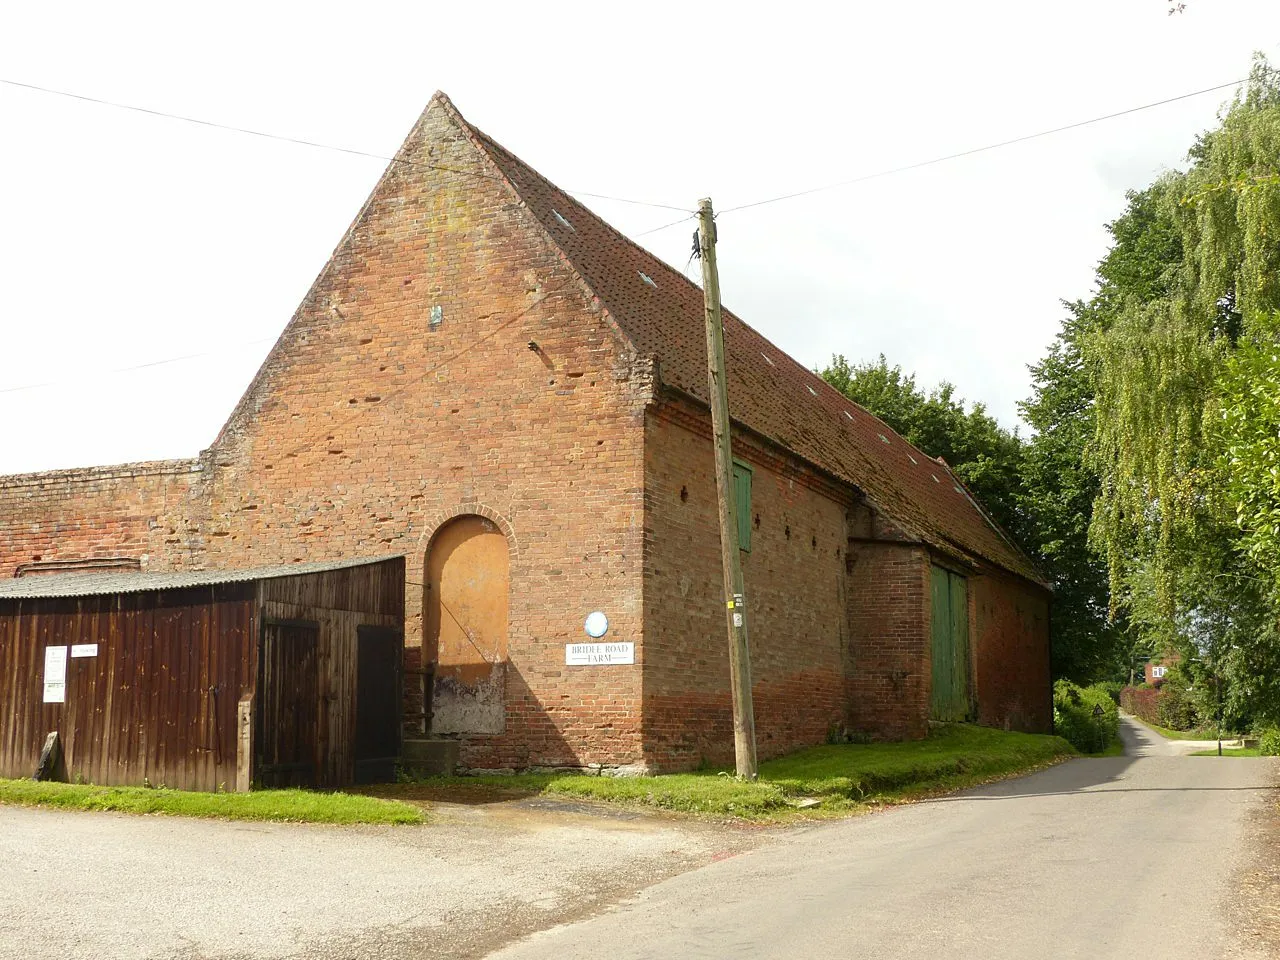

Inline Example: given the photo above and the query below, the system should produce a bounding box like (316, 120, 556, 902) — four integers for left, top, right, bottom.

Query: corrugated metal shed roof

(0, 555, 403, 600)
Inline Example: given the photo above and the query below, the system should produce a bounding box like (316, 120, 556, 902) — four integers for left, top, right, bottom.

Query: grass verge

(1087, 738, 1126, 757)
(1190, 747, 1262, 757)
(1127, 715, 1225, 741)
(0, 778, 424, 825)
(378, 724, 1075, 821)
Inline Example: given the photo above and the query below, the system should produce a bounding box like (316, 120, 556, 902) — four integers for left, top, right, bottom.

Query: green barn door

(930, 565, 972, 722)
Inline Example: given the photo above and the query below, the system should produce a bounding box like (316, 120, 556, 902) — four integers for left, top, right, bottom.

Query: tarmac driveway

(0, 796, 761, 960)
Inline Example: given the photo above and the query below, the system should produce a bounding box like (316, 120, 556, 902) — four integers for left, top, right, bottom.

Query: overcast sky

(3, 1, 1278, 475)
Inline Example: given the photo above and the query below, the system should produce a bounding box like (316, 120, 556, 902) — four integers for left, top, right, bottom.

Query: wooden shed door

(256, 618, 320, 788)
(354, 625, 403, 784)
(930, 566, 972, 722)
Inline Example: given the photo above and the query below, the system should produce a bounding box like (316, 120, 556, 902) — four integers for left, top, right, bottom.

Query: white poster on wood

(43, 645, 68, 703)
(70, 643, 98, 658)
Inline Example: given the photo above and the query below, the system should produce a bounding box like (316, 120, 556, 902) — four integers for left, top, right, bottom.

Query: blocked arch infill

(420, 507, 514, 737)
(416, 504, 519, 562)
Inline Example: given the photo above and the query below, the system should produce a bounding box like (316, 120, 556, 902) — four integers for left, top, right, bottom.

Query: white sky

(3, 1, 1278, 475)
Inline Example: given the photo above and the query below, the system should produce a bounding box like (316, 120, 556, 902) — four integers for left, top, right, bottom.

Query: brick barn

(0, 92, 1050, 774)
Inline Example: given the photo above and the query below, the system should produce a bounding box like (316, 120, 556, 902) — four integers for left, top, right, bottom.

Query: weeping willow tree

(1088, 55, 1280, 726)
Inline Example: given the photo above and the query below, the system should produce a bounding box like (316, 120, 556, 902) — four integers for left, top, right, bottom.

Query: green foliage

(0, 780, 425, 824)
(1216, 312, 1280, 577)
(1081, 55, 1280, 727)
(1019, 306, 1127, 682)
(1088, 58, 1280, 586)
(1259, 727, 1280, 756)
(819, 355, 1026, 539)
(1094, 680, 1124, 705)
(1052, 680, 1120, 753)
(398, 726, 1073, 819)
(1155, 672, 1200, 730)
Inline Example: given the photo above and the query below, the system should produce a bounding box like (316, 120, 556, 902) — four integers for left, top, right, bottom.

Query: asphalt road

(1, 720, 1274, 959)
(491, 718, 1279, 960)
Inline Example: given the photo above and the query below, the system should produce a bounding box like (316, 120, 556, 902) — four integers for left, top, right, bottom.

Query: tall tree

(1018, 306, 1123, 681)
(1086, 55, 1280, 725)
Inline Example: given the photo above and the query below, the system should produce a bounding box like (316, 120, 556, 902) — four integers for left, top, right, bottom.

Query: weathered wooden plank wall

(0, 557, 405, 791)
(258, 557, 403, 787)
(0, 585, 256, 791)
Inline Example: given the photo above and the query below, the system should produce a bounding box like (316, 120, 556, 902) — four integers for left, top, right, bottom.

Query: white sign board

(71, 643, 99, 658)
(43, 645, 68, 703)
(566, 642, 635, 666)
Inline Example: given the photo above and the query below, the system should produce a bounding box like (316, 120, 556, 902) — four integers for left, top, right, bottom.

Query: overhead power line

(0, 338, 277, 395)
(718, 77, 1250, 215)
(0, 76, 690, 213)
(0, 289, 448, 395)
(0, 72, 1259, 392)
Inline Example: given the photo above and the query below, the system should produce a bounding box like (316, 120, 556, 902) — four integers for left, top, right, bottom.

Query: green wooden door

(930, 565, 971, 722)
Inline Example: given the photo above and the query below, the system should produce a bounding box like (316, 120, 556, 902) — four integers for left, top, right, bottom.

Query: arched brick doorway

(424, 515, 510, 735)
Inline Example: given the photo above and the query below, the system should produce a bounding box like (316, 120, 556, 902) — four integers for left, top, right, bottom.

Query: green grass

(1190, 747, 1262, 757)
(1128, 715, 1223, 741)
(0, 778, 424, 825)
(1086, 738, 1126, 757)
(379, 724, 1075, 820)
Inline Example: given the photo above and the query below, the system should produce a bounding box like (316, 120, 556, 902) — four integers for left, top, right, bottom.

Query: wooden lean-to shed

(0, 555, 404, 792)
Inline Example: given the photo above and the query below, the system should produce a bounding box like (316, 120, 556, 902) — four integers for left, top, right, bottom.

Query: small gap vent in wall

(429, 305, 443, 329)
(552, 209, 575, 232)
(638, 271, 657, 288)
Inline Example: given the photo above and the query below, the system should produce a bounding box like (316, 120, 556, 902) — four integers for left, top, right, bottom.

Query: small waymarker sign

(43, 646, 67, 703)
(565, 642, 635, 666)
(70, 643, 99, 658)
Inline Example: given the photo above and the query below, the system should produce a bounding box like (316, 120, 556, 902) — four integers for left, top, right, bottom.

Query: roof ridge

(457, 127, 961, 480)
(464, 124, 697, 290)
(458, 124, 950, 482)
(455, 110, 1043, 584)
(440, 108, 644, 362)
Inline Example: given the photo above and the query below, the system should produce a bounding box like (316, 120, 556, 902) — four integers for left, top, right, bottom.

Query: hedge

(1260, 728, 1280, 757)
(1121, 686, 1158, 725)
(1054, 681, 1120, 754)
(1121, 684, 1200, 732)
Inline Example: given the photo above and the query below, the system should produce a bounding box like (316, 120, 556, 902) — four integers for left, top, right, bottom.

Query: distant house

(0, 93, 1050, 776)
(1146, 650, 1182, 687)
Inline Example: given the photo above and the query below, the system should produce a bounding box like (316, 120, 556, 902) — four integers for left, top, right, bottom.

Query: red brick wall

(0, 459, 206, 577)
(845, 541, 931, 740)
(190, 97, 654, 772)
(972, 570, 1051, 733)
(0, 98, 653, 773)
(0, 94, 1055, 771)
(641, 401, 852, 769)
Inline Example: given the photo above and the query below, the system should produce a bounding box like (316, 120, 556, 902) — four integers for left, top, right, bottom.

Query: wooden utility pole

(697, 197, 758, 780)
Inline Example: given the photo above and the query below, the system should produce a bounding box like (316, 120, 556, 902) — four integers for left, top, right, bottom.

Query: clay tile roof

(450, 103, 1043, 586)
